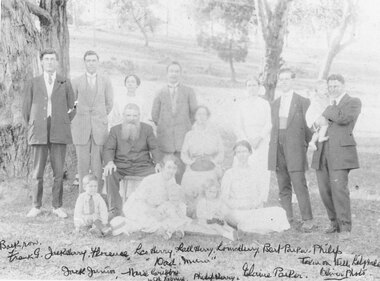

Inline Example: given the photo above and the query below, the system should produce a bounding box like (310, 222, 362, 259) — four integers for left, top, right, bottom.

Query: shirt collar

(281, 90, 293, 100)
(86, 72, 97, 78)
(168, 82, 179, 89)
(331, 92, 346, 105)
(44, 71, 56, 80)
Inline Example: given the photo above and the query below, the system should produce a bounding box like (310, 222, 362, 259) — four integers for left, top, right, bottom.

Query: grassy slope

(0, 27, 379, 280)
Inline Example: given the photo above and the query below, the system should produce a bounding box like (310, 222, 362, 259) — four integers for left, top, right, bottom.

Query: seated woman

(221, 140, 290, 234)
(114, 155, 183, 236)
(181, 105, 224, 217)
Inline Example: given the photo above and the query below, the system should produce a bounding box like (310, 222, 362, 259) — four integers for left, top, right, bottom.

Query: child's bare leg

(318, 125, 329, 142)
(308, 132, 319, 151)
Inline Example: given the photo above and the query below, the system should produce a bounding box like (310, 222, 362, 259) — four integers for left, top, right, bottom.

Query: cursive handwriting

(7, 248, 40, 263)
(180, 255, 210, 265)
(175, 242, 214, 257)
(61, 265, 115, 277)
(320, 266, 367, 280)
(0, 239, 39, 251)
(44, 246, 87, 261)
(242, 262, 272, 278)
(216, 241, 260, 258)
(90, 246, 130, 260)
(193, 272, 236, 281)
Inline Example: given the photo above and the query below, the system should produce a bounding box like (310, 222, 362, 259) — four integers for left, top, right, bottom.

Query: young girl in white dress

(187, 179, 237, 241)
(306, 80, 330, 151)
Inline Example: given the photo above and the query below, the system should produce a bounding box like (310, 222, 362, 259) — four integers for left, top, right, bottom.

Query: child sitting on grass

(74, 174, 111, 236)
(156, 183, 192, 239)
(194, 179, 238, 241)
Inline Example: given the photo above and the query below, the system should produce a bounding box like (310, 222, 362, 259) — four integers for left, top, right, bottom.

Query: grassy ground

(0, 27, 380, 280)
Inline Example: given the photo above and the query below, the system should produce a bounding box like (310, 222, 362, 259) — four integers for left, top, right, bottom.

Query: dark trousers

(106, 163, 155, 216)
(31, 118, 66, 209)
(316, 142, 351, 232)
(160, 150, 185, 184)
(275, 130, 313, 221)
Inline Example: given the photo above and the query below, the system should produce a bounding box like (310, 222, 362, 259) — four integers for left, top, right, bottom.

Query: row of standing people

(22, 48, 361, 241)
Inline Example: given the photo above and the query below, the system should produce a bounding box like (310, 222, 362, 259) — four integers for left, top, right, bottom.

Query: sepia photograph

(0, 0, 379, 280)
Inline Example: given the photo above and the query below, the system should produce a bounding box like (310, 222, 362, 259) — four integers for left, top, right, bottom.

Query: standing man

(311, 74, 361, 239)
(151, 61, 198, 184)
(104, 103, 160, 218)
(23, 48, 76, 218)
(268, 68, 314, 231)
(71, 50, 113, 193)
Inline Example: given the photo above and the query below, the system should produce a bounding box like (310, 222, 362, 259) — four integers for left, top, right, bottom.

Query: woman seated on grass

(221, 140, 290, 234)
(111, 155, 190, 238)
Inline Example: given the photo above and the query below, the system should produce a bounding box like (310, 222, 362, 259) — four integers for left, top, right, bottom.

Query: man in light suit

(151, 61, 198, 184)
(71, 50, 113, 192)
(23, 48, 76, 218)
(268, 68, 314, 231)
(104, 103, 160, 217)
(311, 74, 361, 240)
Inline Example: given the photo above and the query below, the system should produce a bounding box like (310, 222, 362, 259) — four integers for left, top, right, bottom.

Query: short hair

(195, 105, 211, 117)
(161, 154, 180, 167)
(123, 103, 140, 114)
(166, 61, 182, 72)
(40, 48, 59, 60)
(233, 140, 252, 154)
(124, 74, 141, 87)
(83, 174, 98, 186)
(278, 68, 296, 79)
(327, 74, 345, 85)
(83, 50, 99, 60)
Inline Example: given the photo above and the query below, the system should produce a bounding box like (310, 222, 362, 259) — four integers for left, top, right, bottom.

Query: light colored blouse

(74, 192, 108, 227)
(181, 123, 224, 166)
(220, 165, 263, 210)
(235, 95, 271, 141)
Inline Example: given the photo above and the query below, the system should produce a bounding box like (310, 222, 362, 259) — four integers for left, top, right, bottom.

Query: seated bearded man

(103, 103, 160, 218)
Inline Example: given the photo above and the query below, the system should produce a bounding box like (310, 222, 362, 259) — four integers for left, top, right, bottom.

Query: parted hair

(124, 74, 141, 87)
(327, 74, 345, 85)
(40, 48, 59, 60)
(82, 174, 98, 186)
(83, 50, 99, 60)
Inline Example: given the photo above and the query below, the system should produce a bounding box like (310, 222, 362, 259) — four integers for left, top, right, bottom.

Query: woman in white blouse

(221, 141, 290, 234)
(181, 105, 224, 217)
(234, 78, 272, 203)
(109, 74, 146, 128)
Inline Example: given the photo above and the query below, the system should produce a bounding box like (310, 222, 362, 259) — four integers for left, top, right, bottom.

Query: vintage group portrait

(0, 0, 379, 280)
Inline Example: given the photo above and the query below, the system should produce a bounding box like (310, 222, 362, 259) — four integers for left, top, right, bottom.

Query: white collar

(281, 90, 293, 99)
(168, 82, 179, 88)
(331, 92, 346, 105)
(44, 71, 56, 80)
(86, 72, 97, 78)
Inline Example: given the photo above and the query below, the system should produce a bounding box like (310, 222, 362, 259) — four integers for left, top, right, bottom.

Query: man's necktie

(88, 195, 95, 215)
(48, 73, 53, 85)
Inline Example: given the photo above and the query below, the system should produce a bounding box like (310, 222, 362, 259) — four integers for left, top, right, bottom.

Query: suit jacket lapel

(337, 93, 349, 107)
(38, 75, 48, 97)
(52, 74, 64, 95)
(287, 93, 297, 127)
(273, 98, 281, 129)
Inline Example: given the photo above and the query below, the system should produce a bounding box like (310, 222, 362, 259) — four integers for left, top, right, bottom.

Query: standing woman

(181, 105, 224, 217)
(235, 78, 271, 203)
(109, 74, 147, 128)
(221, 141, 289, 234)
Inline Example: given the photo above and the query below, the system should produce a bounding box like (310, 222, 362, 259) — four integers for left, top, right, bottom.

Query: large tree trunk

(0, 0, 42, 180)
(318, 0, 355, 80)
(39, 0, 70, 78)
(132, 8, 149, 47)
(255, 0, 292, 101)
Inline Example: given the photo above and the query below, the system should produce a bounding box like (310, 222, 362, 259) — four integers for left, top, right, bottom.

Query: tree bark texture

(39, 0, 70, 78)
(228, 39, 236, 82)
(255, 0, 292, 101)
(0, 0, 42, 180)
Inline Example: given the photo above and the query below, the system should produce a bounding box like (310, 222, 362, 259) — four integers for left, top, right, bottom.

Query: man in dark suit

(268, 68, 314, 231)
(311, 74, 361, 239)
(103, 103, 160, 218)
(22, 48, 76, 218)
(151, 61, 198, 184)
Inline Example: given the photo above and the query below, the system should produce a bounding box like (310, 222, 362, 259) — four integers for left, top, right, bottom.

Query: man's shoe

(52, 208, 68, 218)
(26, 207, 42, 218)
(324, 224, 340, 234)
(301, 220, 315, 232)
(339, 231, 351, 241)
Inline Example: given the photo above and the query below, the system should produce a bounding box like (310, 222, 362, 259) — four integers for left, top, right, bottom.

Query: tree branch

(25, 1, 53, 25)
(255, 0, 269, 41)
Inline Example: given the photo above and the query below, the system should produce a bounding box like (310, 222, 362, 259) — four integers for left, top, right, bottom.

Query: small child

(156, 184, 192, 239)
(306, 80, 330, 151)
(195, 179, 237, 241)
(74, 174, 111, 236)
